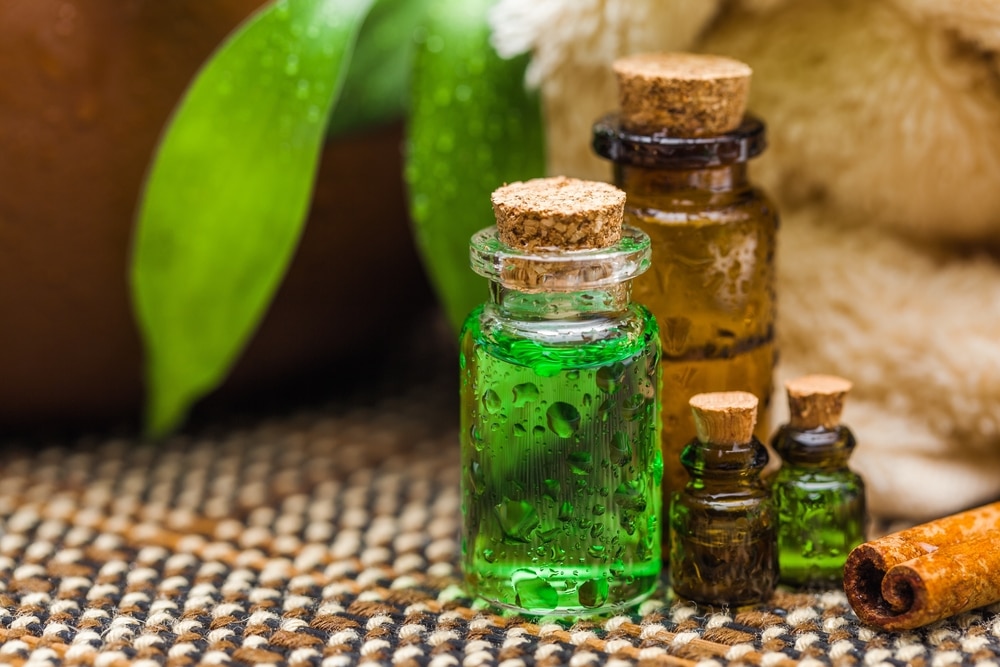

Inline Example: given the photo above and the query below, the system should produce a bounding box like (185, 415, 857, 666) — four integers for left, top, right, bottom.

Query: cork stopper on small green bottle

(785, 374, 853, 430)
(612, 52, 752, 136)
(491, 176, 625, 251)
(689, 391, 759, 445)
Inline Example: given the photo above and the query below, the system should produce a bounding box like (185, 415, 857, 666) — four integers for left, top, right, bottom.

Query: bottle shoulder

(771, 424, 856, 467)
(462, 302, 660, 370)
(625, 186, 778, 227)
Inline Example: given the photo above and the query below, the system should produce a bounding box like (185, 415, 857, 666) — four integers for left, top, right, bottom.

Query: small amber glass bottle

(772, 375, 866, 586)
(460, 177, 663, 615)
(593, 53, 778, 528)
(669, 391, 777, 606)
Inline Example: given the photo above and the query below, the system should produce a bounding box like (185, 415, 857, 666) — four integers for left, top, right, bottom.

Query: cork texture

(689, 391, 759, 445)
(786, 374, 853, 429)
(613, 52, 752, 136)
(491, 176, 625, 251)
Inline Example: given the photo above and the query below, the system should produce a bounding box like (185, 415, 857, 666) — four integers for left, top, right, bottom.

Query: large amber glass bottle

(593, 53, 778, 523)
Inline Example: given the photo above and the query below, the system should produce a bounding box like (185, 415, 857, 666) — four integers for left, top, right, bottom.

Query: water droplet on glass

(534, 361, 562, 377)
(567, 370, 580, 380)
(651, 450, 664, 485)
(547, 402, 580, 437)
(512, 570, 557, 610)
(468, 461, 485, 496)
(614, 479, 647, 512)
(596, 363, 626, 394)
(558, 502, 574, 521)
(543, 479, 560, 500)
(512, 383, 539, 407)
(581, 393, 593, 408)
(578, 578, 609, 609)
(494, 499, 539, 542)
(469, 425, 485, 451)
(587, 544, 606, 558)
(612, 431, 632, 464)
(568, 451, 592, 475)
(513, 423, 527, 437)
(622, 394, 647, 421)
(482, 389, 501, 415)
(592, 504, 606, 516)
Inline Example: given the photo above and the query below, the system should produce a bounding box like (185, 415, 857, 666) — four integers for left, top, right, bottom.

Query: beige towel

(490, 0, 1000, 521)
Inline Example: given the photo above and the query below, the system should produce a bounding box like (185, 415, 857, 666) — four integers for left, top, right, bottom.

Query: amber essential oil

(669, 391, 778, 607)
(594, 54, 778, 515)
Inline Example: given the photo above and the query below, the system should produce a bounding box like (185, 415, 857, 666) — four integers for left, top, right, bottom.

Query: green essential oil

(460, 305, 662, 614)
(771, 425, 866, 586)
(459, 216, 662, 616)
(669, 393, 777, 606)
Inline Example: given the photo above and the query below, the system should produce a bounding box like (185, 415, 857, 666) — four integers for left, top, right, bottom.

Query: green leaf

(327, 0, 434, 136)
(405, 0, 546, 333)
(131, 0, 376, 436)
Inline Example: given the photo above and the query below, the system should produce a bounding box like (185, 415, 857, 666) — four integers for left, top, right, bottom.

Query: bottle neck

(489, 281, 632, 319)
(615, 162, 749, 198)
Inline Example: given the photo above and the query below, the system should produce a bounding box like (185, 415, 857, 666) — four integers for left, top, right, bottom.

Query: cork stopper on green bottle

(785, 374, 853, 430)
(612, 52, 752, 136)
(490, 176, 625, 251)
(689, 391, 759, 445)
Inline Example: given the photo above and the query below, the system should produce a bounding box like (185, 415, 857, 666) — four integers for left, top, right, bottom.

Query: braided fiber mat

(3, 381, 1000, 667)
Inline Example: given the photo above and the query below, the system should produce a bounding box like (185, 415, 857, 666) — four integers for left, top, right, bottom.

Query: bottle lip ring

(592, 113, 767, 168)
(469, 225, 651, 292)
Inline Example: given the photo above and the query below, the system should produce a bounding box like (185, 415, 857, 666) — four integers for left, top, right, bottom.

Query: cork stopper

(491, 176, 625, 251)
(613, 52, 752, 136)
(785, 374, 853, 430)
(689, 391, 759, 446)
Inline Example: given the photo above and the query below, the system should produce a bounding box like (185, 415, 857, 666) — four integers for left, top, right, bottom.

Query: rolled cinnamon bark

(844, 501, 1000, 630)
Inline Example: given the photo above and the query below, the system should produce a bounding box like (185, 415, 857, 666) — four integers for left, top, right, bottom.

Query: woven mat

(3, 381, 1000, 667)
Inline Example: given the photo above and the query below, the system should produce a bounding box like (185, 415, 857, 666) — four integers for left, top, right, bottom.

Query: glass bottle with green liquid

(771, 374, 867, 586)
(592, 53, 778, 528)
(460, 176, 663, 615)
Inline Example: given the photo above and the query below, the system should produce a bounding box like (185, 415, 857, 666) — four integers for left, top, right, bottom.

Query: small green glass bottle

(460, 176, 663, 615)
(772, 375, 866, 586)
(670, 391, 777, 606)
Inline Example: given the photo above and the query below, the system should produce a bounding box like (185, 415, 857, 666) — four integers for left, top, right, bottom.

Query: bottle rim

(592, 113, 767, 169)
(469, 225, 651, 292)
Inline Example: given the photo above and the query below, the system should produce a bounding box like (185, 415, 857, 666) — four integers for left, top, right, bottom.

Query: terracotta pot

(0, 0, 432, 431)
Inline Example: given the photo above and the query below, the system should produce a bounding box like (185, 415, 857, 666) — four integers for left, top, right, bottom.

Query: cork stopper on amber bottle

(689, 391, 759, 446)
(491, 176, 625, 251)
(613, 52, 752, 136)
(786, 375, 853, 430)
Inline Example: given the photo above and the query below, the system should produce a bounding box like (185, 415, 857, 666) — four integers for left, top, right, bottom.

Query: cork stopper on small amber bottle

(689, 391, 759, 446)
(613, 52, 752, 136)
(785, 374, 853, 430)
(491, 176, 625, 251)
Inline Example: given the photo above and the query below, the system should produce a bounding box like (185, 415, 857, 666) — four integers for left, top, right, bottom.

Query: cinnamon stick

(844, 501, 1000, 630)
